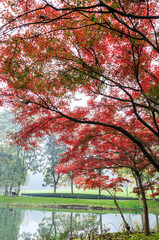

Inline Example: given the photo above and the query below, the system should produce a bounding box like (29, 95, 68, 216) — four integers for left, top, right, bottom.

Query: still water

(0, 207, 158, 240)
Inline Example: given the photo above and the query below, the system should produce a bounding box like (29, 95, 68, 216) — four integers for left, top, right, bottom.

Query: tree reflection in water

(36, 212, 100, 239)
(0, 207, 24, 240)
(0, 207, 158, 239)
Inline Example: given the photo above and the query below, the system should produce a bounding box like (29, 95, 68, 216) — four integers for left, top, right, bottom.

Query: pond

(0, 207, 158, 240)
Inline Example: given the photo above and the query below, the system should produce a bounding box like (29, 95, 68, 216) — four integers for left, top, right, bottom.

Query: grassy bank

(0, 195, 158, 239)
(93, 232, 159, 240)
(0, 195, 158, 213)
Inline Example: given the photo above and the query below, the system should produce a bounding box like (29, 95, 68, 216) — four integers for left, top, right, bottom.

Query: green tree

(0, 110, 40, 196)
(0, 109, 18, 143)
(39, 135, 66, 193)
(0, 144, 27, 196)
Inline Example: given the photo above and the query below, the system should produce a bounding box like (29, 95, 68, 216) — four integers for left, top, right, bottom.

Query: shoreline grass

(0, 194, 158, 213)
(0, 194, 158, 239)
(94, 232, 159, 240)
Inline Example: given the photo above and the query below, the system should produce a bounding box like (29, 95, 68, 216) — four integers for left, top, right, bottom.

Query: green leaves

(90, 14, 99, 22)
(148, 84, 159, 101)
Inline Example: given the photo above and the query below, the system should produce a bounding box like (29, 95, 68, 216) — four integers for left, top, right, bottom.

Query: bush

(21, 192, 138, 200)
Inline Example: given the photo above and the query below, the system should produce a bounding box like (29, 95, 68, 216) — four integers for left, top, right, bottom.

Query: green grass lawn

(0, 194, 158, 213)
(0, 187, 158, 213)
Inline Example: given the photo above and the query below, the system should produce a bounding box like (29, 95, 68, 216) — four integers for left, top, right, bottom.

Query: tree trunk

(113, 197, 131, 232)
(156, 214, 159, 231)
(4, 186, 8, 196)
(52, 172, 60, 194)
(107, 190, 131, 232)
(141, 212, 144, 232)
(71, 178, 74, 194)
(99, 187, 101, 197)
(135, 171, 150, 235)
(138, 194, 142, 205)
(100, 214, 103, 234)
(47, 212, 56, 238)
(54, 183, 57, 194)
(70, 212, 73, 238)
(151, 189, 156, 201)
(9, 185, 13, 198)
(132, 170, 142, 205)
(17, 182, 21, 196)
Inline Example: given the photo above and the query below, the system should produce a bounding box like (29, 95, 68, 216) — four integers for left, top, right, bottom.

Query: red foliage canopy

(0, 0, 158, 171)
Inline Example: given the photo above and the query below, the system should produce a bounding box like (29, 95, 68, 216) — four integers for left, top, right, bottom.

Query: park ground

(0, 188, 159, 213)
(0, 189, 159, 239)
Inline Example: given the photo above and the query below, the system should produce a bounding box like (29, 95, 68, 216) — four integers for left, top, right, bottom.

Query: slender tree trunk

(47, 212, 55, 238)
(135, 171, 150, 235)
(100, 214, 103, 234)
(9, 185, 13, 198)
(52, 172, 60, 194)
(54, 183, 57, 194)
(125, 185, 129, 197)
(70, 212, 73, 238)
(141, 212, 144, 232)
(132, 170, 142, 205)
(113, 197, 131, 232)
(156, 214, 159, 231)
(17, 182, 21, 196)
(138, 195, 142, 205)
(4, 186, 8, 196)
(107, 190, 131, 232)
(99, 187, 101, 197)
(71, 178, 74, 194)
(151, 189, 156, 201)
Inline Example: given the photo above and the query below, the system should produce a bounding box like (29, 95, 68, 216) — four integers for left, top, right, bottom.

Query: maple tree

(131, 167, 159, 201)
(0, 0, 158, 235)
(58, 162, 76, 194)
(56, 125, 154, 235)
(0, 0, 158, 172)
(75, 173, 131, 232)
(57, 127, 158, 235)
